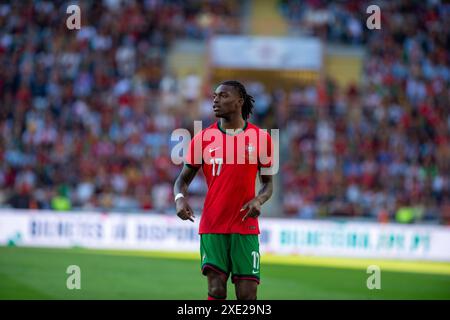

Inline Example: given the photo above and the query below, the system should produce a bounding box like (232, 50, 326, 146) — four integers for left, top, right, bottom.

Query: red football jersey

(185, 121, 273, 234)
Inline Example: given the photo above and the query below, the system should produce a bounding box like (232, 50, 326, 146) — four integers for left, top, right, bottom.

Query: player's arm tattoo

(173, 165, 199, 196)
(255, 173, 273, 205)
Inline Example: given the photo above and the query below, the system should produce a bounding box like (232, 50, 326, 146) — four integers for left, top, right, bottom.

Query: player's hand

(176, 197, 195, 222)
(240, 198, 262, 221)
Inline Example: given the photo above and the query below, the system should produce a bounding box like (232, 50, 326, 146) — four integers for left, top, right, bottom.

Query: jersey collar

(217, 120, 248, 136)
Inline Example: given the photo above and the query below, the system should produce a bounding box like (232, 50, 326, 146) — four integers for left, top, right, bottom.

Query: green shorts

(200, 234, 260, 284)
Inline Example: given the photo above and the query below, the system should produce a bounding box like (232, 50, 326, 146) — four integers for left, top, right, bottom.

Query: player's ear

(237, 97, 244, 108)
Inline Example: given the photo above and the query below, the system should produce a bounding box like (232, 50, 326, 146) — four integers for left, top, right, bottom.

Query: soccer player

(173, 80, 274, 300)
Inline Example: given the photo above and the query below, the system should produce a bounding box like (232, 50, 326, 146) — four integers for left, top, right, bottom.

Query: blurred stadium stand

(0, 0, 448, 225)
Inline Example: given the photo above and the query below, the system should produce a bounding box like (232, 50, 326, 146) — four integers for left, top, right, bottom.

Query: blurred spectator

(8, 183, 42, 209)
(51, 185, 71, 211)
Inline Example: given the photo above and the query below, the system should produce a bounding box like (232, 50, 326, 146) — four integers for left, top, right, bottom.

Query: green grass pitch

(0, 246, 449, 300)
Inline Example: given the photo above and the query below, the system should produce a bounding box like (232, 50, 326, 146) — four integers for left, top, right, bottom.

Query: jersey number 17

(210, 158, 223, 176)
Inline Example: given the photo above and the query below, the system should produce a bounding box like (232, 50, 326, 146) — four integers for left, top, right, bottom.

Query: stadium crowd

(0, 0, 240, 212)
(277, 0, 449, 223)
(0, 0, 448, 224)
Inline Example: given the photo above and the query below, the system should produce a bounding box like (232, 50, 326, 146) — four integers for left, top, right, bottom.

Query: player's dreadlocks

(220, 80, 255, 120)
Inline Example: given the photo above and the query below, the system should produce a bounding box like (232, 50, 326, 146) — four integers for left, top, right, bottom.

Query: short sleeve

(258, 130, 273, 168)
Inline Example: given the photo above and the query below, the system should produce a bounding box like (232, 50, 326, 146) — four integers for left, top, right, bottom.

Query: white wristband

(174, 193, 185, 202)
